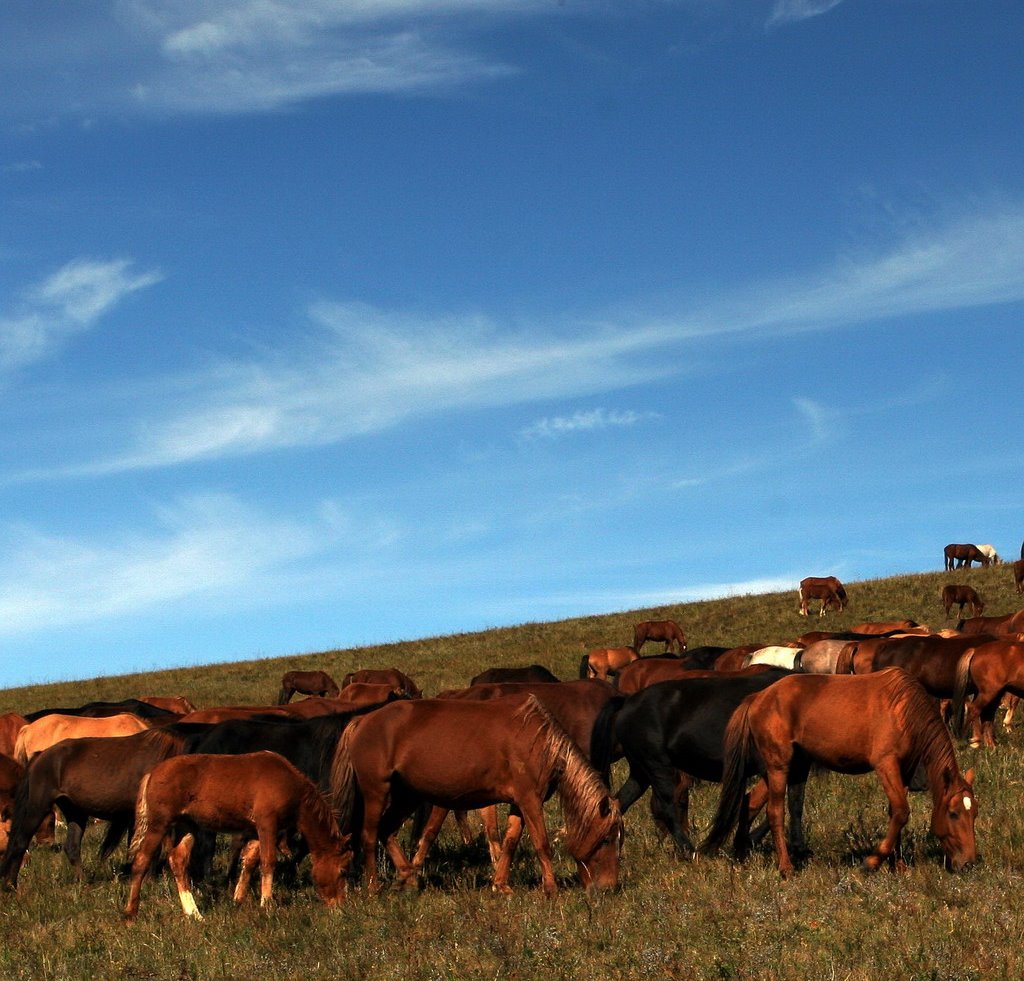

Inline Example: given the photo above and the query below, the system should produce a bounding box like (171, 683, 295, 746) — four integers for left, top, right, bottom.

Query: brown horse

(1013, 559, 1024, 594)
(712, 645, 766, 672)
(942, 584, 985, 619)
(798, 576, 848, 617)
(277, 670, 340, 704)
(579, 646, 638, 682)
(957, 610, 1024, 635)
(124, 751, 351, 920)
(632, 620, 687, 654)
(616, 660, 775, 695)
(177, 689, 400, 726)
(136, 695, 196, 715)
(944, 543, 989, 570)
(704, 669, 977, 877)
(952, 640, 1024, 748)
(849, 620, 922, 635)
(0, 726, 202, 887)
(0, 754, 25, 854)
(14, 712, 151, 764)
(0, 714, 26, 758)
(436, 679, 620, 861)
(332, 694, 622, 896)
(342, 668, 422, 698)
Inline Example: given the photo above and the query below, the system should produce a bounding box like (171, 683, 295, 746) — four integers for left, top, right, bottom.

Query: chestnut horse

(798, 577, 848, 617)
(124, 751, 352, 920)
(704, 669, 977, 877)
(579, 646, 638, 682)
(342, 668, 422, 698)
(952, 640, 1024, 749)
(278, 670, 340, 704)
(0, 714, 26, 758)
(632, 619, 687, 654)
(1013, 559, 1024, 594)
(332, 694, 622, 896)
(849, 620, 922, 635)
(0, 754, 24, 854)
(942, 584, 985, 619)
(137, 695, 196, 715)
(944, 543, 989, 570)
(14, 712, 151, 765)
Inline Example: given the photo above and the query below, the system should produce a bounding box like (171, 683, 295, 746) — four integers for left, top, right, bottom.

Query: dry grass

(0, 563, 1021, 979)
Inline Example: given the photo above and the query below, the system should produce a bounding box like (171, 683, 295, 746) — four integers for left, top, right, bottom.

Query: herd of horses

(5, 562, 1024, 920)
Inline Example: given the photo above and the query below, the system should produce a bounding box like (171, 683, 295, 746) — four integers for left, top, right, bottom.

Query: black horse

(591, 668, 792, 858)
(469, 664, 560, 685)
(23, 698, 178, 724)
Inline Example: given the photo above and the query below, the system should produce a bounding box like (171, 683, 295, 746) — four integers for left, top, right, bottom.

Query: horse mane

(514, 695, 615, 855)
(329, 718, 364, 833)
(880, 668, 958, 776)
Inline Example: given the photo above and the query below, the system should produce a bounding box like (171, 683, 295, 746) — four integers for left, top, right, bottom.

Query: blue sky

(1, 0, 1022, 687)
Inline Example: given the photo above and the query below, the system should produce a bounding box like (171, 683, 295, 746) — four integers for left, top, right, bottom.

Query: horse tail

(329, 718, 364, 835)
(834, 642, 856, 675)
(128, 772, 151, 860)
(951, 649, 977, 738)
(578, 654, 592, 680)
(701, 699, 759, 856)
(589, 696, 626, 785)
(12, 727, 30, 766)
(276, 687, 290, 705)
(0, 761, 47, 886)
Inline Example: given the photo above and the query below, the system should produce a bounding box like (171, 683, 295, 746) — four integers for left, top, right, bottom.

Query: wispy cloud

(0, 258, 162, 374)
(18, 203, 1024, 481)
(793, 397, 830, 444)
(519, 408, 659, 441)
(767, 0, 846, 27)
(0, 493, 393, 637)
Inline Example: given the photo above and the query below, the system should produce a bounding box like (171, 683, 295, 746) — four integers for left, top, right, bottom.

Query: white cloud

(793, 397, 830, 444)
(0, 258, 162, 373)
(768, 0, 846, 27)
(0, 493, 393, 637)
(519, 408, 659, 440)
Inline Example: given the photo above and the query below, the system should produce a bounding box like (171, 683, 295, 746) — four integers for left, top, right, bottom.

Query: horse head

(572, 795, 623, 891)
(931, 766, 977, 872)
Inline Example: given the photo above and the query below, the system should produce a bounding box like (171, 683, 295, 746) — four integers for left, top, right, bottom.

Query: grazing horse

(342, 668, 422, 699)
(704, 669, 977, 877)
(124, 751, 351, 920)
(942, 584, 985, 619)
(1013, 559, 1024, 594)
(177, 690, 403, 726)
(333, 694, 622, 896)
(944, 543, 989, 570)
(470, 665, 560, 685)
(589, 668, 793, 857)
(0, 725, 209, 888)
(278, 670, 340, 704)
(798, 577, 848, 617)
(136, 695, 196, 715)
(632, 620, 687, 654)
(952, 640, 1024, 748)
(14, 713, 151, 765)
(579, 646, 638, 682)
(957, 610, 1024, 635)
(977, 544, 1001, 565)
(746, 645, 804, 670)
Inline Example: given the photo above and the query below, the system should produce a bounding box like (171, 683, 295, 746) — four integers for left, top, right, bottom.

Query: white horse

(977, 544, 1001, 565)
(745, 645, 804, 670)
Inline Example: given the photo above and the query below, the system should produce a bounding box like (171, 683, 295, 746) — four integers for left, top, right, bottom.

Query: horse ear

(964, 768, 975, 788)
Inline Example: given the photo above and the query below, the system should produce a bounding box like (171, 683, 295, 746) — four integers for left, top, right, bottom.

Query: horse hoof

(491, 883, 514, 896)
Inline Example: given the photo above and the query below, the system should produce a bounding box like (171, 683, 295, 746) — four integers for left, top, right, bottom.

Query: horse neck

(920, 733, 962, 810)
(295, 790, 341, 855)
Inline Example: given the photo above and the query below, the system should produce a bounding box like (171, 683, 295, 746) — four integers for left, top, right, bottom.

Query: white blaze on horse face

(963, 796, 973, 812)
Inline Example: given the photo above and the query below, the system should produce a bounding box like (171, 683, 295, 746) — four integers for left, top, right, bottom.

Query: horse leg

(785, 757, 812, 859)
(256, 823, 278, 907)
(453, 809, 475, 846)
(480, 805, 503, 866)
(491, 807, 525, 895)
(863, 758, 910, 872)
(167, 833, 203, 920)
(614, 766, 650, 815)
(515, 795, 558, 898)
(647, 767, 695, 858)
(1003, 693, 1018, 731)
(408, 805, 448, 882)
(58, 804, 88, 881)
(232, 839, 260, 903)
(124, 821, 170, 921)
(764, 766, 794, 878)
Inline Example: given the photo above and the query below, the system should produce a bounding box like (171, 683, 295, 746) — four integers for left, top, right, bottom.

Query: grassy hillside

(0, 562, 1022, 980)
